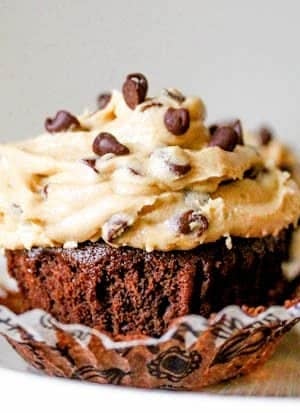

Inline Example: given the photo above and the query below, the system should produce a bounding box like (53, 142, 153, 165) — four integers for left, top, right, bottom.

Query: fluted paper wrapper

(0, 299, 299, 392)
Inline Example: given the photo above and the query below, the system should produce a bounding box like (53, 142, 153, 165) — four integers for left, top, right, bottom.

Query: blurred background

(1, 0, 300, 149)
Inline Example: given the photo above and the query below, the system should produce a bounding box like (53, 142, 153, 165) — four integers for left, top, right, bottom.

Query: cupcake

(2, 73, 300, 338)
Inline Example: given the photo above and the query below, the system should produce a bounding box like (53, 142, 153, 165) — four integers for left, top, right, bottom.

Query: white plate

(0, 363, 299, 413)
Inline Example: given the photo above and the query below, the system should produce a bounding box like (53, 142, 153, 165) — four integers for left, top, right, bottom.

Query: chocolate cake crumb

(6, 229, 291, 338)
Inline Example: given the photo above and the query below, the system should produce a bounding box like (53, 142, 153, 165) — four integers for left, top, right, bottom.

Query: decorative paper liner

(0, 301, 299, 391)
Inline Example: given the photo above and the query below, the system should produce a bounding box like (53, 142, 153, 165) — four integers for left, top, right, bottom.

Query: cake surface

(6, 229, 291, 337)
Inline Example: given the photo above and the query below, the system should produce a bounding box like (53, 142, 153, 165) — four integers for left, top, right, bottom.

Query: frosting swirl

(0, 84, 299, 251)
(244, 129, 300, 186)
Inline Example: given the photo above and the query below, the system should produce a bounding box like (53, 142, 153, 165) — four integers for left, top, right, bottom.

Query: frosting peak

(0, 74, 299, 251)
(79, 89, 209, 152)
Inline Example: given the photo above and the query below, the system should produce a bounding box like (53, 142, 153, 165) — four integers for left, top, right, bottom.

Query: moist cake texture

(6, 230, 291, 337)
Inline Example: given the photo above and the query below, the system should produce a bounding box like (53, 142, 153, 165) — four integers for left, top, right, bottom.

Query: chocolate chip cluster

(120, 73, 191, 136)
(42, 73, 269, 246)
(43, 73, 194, 160)
(44, 74, 272, 160)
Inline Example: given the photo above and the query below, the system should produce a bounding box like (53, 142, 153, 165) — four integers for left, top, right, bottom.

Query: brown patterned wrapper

(0, 293, 299, 391)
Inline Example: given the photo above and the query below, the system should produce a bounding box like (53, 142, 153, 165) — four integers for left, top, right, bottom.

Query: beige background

(1, 0, 300, 150)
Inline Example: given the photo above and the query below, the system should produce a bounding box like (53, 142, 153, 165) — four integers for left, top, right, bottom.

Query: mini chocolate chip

(178, 210, 209, 235)
(129, 167, 142, 176)
(45, 110, 80, 133)
(280, 164, 293, 173)
(43, 184, 49, 197)
(164, 108, 190, 135)
(209, 124, 218, 135)
(92, 132, 130, 157)
(106, 218, 129, 242)
(97, 93, 111, 110)
(258, 126, 273, 145)
(122, 73, 148, 109)
(208, 126, 239, 152)
(140, 101, 163, 112)
(209, 119, 243, 145)
(219, 178, 235, 186)
(244, 165, 268, 179)
(243, 167, 259, 180)
(231, 120, 243, 145)
(168, 162, 191, 176)
(82, 158, 98, 172)
(164, 88, 186, 103)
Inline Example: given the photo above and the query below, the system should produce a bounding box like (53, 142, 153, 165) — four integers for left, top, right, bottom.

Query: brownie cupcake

(2, 74, 300, 338)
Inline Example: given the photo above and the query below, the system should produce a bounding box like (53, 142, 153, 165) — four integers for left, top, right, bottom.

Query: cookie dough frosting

(0, 73, 300, 251)
(244, 127, 300, 184)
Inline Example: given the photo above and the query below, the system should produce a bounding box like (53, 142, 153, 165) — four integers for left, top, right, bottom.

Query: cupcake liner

(0, 298, 299, 391)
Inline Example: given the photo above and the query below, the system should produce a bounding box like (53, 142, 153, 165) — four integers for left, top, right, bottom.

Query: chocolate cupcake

(1, 74, 300, 338)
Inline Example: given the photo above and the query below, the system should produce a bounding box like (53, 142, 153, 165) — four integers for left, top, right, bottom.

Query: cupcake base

(5, 229, 291, 338)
